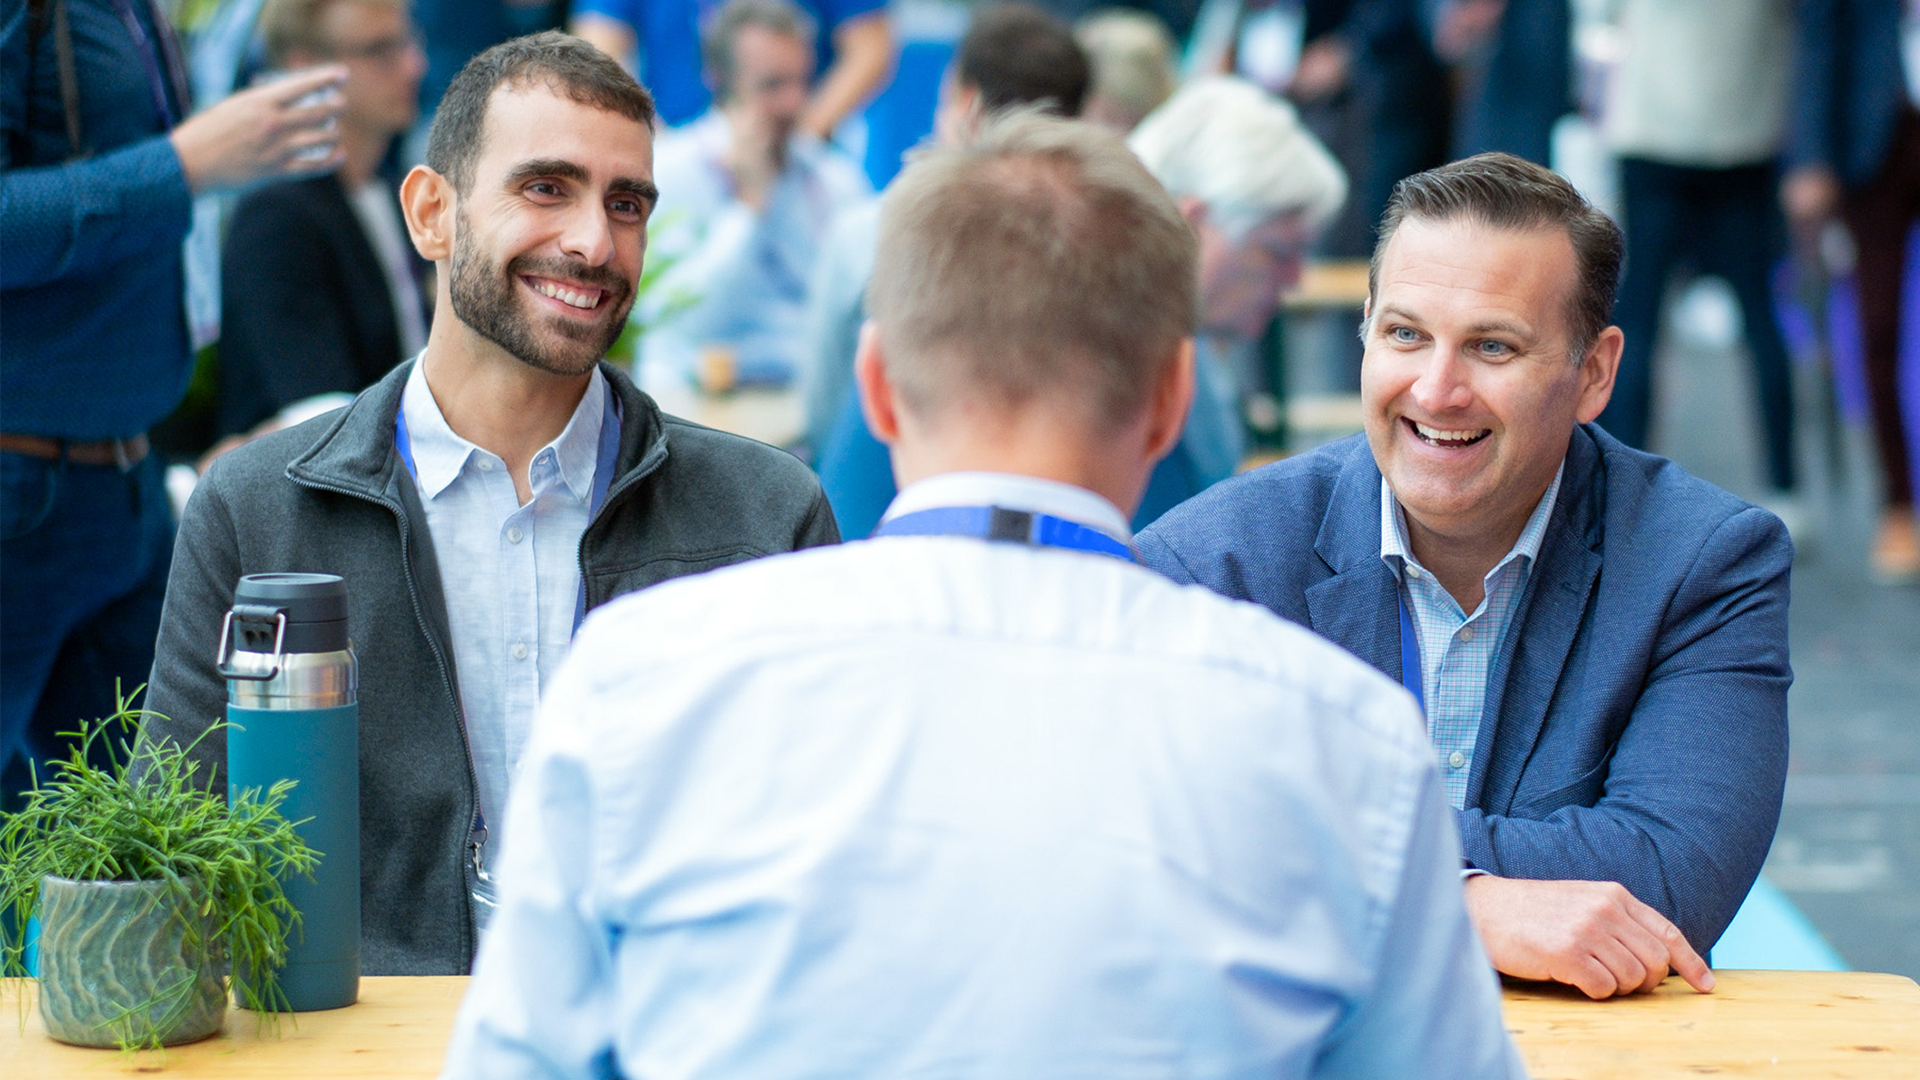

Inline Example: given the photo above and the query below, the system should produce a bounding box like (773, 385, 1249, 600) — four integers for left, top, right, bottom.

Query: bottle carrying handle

(216, 605, 288, 681)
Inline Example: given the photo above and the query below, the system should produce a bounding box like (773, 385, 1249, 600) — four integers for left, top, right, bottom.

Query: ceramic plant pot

(35, 875, 226, 1048)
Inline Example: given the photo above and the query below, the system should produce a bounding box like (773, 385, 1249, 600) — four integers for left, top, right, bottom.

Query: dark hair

(701, 0, 818, 103)
(1371, 152, 1624, 360)
(957, 3, 1090, 117)
(426, 31, 655, 193)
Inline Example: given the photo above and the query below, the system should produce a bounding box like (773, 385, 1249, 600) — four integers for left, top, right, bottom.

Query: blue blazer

(1789, 0, 1908, 188)
(1138, 425, 1791, 951)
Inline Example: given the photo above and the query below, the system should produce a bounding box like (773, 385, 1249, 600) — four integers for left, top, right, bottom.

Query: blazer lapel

(1304, 449, 1402, 681)
(1467, 428, 1605, 812)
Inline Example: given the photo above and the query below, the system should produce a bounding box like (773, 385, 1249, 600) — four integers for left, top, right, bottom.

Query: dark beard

(447, 215, 634, 376)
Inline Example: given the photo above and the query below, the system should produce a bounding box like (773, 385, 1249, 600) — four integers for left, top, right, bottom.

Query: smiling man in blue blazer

(1140, 153, 1791, 1000)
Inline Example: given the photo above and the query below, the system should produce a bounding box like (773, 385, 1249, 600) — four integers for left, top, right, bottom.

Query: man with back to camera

(439, 112, 1524, 1079)
(1141, 152, 1790, 1000)
(217, 0, 432, 439)
(637, 0, 872, 388)
(143, 32, 838, 976)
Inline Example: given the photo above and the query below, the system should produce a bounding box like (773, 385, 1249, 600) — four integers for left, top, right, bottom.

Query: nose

(1408, 344, 1474, 414)
(558, 202, 616, 267)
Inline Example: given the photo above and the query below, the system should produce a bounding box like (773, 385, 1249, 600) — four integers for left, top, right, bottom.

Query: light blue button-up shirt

(1381, 463, 1564, 809)
(440, 473, 1525, 1079)
(399, 359, 606, 859)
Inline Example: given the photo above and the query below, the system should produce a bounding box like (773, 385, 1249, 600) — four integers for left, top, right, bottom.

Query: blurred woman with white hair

(1127, 75, 1348, 521)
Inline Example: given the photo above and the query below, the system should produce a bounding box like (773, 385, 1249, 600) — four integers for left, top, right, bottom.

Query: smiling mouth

(1405, 418, 1491, 448)
(523, 275, 607, 311)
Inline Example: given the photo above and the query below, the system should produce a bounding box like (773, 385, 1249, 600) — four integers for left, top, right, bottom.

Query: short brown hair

(426, 31, 655, 193)
(1371, 152, 1624, 360)
(867, 111, 1196, 430)
(258, 0, 403, 68)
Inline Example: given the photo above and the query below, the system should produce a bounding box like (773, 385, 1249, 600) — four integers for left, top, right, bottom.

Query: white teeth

(1414, 422, 1489, 444)
(532, 280, 598, 309)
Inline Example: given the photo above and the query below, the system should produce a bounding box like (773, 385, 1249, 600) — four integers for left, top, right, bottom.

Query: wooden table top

(6, 970, 1916, 1076)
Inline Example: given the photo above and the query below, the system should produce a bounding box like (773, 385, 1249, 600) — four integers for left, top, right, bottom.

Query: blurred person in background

(1421, 0, 1570, 166)
(1, 0, 346, 808)
(217, 0, 431, 440)
(803, 1, 1091, 463)
(637, 0, 873, 388)
(570, 0, 893, 138)
(1074, 6, 1178, 133)
(1786, 0, 1920, 581)
(1127, 75, 1347, 521)
(1596, 0, 1802, 528)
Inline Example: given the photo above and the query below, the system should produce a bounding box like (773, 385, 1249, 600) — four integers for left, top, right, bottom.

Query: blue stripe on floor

(1711, 875, 1849, 971)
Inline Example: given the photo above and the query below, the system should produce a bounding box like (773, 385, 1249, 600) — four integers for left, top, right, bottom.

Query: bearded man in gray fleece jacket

(143, 33, 838, 975)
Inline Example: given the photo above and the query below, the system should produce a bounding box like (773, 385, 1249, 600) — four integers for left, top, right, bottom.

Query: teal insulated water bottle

(218, 573, 360, 1011)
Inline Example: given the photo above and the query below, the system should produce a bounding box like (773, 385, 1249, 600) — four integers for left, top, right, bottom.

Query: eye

(607, 196, 647, 222)
(524, 180, 564, 200)
(1473, 338, 1516, 359)
(1386, 324, 1421, 344)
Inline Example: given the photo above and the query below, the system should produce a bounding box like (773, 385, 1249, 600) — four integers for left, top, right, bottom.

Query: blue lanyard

(1398, 590, 1425, 714)
(872, 505, 1138, 564)
(393, 379, 623, 637)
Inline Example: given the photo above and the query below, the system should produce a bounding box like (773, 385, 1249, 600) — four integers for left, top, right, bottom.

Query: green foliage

(0, 684, 320, 1048)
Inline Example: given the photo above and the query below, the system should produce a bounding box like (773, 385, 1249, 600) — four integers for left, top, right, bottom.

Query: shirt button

(511, 642, 529, 660)
(1406, 566, 1422, 579)
(1449, 750, 1467, 770)
(1459, 625, 1476, 643)
(506, 526, 524, 544)
(477, 458, 494, 472)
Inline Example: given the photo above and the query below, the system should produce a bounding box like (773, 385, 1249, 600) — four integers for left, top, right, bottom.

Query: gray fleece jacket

(144, 359, 838, 974)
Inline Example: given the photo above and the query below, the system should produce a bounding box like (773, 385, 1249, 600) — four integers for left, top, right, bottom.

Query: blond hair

(867, 110, 1196, 430)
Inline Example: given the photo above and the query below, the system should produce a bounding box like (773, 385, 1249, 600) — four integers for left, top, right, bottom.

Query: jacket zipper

(287, 473, 484, 964)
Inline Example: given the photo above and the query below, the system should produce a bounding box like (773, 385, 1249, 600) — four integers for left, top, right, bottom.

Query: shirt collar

(399, 356, 606, 502)
(882, 472, 1133, 544)
(1380, 459, 1566, 583)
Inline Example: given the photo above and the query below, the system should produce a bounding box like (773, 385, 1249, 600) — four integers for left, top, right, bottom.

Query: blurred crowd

(4, 0, 1918, 796)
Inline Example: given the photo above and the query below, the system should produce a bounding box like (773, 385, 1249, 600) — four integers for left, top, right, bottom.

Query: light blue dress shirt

(441, 473, 1525, 1079)
(399, 360, 606, 861)
(1380, 463, 1564, 809)
(640, 110, 873, 384)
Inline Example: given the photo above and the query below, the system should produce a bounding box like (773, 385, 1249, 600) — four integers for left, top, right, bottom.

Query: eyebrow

(1373, 304, 1537, 339)
(504, 159, 660, 205)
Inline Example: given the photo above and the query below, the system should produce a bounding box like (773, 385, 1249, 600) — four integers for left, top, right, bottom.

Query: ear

(1574, 325, 1623, 423)
(1144, 339, 1197, 463)
(400, 165, 455, 262)
(853, 322, 902, 445)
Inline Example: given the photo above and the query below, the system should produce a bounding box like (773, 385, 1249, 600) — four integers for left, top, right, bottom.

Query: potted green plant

(0, 685, 319, 1050)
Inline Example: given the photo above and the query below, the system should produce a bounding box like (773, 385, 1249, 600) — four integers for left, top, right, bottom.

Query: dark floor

(1649, 295, 1920, 980)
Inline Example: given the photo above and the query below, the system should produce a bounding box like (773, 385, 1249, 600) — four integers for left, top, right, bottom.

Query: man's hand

(722, 103, 787, 211)
(169, 66, 349, 195)
(1464, 875, 1715, 1000)
(1781, 165, 1842, 230)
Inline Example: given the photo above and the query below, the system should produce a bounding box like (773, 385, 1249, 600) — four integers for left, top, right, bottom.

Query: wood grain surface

(5, 970, 1916, 1076)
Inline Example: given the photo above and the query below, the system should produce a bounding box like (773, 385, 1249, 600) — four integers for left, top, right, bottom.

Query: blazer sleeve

(1455, 506, 1792, 952)
(1786, 0, 1843, 171)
